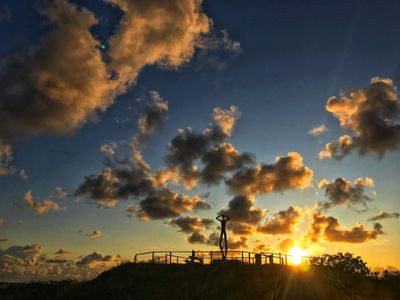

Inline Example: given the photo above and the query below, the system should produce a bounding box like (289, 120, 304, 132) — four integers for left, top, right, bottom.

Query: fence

(134, 250, 314, 266)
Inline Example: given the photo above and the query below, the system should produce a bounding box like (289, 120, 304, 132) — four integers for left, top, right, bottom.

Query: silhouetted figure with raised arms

(216, 214, 230, 260)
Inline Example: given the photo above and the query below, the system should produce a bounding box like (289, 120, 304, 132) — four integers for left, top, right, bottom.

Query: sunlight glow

(288, 246, 308, 265)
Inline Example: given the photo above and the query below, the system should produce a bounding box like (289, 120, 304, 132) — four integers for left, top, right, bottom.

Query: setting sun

(288, 246, 308, 265)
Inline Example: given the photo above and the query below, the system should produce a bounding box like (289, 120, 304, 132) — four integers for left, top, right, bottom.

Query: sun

(288, 245, 308, 265)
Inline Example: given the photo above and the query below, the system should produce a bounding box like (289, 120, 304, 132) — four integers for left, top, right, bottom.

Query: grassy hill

(1, 262, 399, 299)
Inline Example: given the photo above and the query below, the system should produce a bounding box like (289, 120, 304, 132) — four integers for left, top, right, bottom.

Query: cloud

(218, 195, 265, 226)
(226, 152, 313, 196)
(306, 211, 383, 243)
(0, 238, 9, 243)
(0, 139, 13, 176)
(133, 91, 168, 148)
(164, 105, 241, 189)
(76, 150, 158, 208)
(76, 252, 123, 268)
(278, 239, 295, 252)
(168, 216, 214, 233)
(0, 0, 211, 141)
(54, 249, 70, 256)
(368, 212, 400, 221)
(23, 190, 62, 214)
(201, 143, 254, 185)
(321, 78, 400, 159)
(319, 135, 353, 160)
(257, 206, 302, 235)
(0, 243, 126, 281)
(0, 0, 116, 140)
(0, 140, 27, 178)
(52, 187, 68, 199)
(195, 29, 241, 71)
(227, 222, 254, 236)
(309, 124, 328, 136)
(318, 177, 374, 210)
(129, 189, 210, 220)
(106, 0, 210, 87)
(87, 230, 103, 238)
(187, 231, 207, 244)
(253, 242, 269, 253)
(228, 236, 247, 250)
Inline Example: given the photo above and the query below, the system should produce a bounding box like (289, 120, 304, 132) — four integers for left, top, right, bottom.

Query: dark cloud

(368, 212, 400, 221)
(218, 195, 265, 226)
(257, 206, 302, 235)
(307, 211, 383, 244)
(133, 91, 168, 148)
(164, 105, 241, 189)
(201, 143, 254, 185)
(187, 231, 207, 244)
(195, 29, 241, 71)
(226, 152, 313, 196)
(228, 236, 247, 250)
(321, 78, 400, 159)
(318, 177, 374, 210)
(168, 216, 214, 234)
(127, 189, 210, 220)
(76, 151, 158, 208)
(226, 222, 254, 236)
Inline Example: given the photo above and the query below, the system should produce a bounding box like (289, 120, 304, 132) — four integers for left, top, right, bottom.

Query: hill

(0, 262, 399, 299)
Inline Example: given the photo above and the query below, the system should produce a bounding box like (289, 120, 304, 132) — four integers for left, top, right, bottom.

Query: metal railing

(134, 250, 315, 266)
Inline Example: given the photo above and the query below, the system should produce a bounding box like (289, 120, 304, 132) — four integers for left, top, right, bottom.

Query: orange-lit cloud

(307, 211, 383, 243)
(0, 0, 211, 142)
(257, 206, 302, 235)
(87, 230, 103, 238)
(278, 239, 295, 252)
(321, 78, 400, 159)
(226, 152, 313, 196)
(309, 124, 328, 136)
(23, 190, 62, 214)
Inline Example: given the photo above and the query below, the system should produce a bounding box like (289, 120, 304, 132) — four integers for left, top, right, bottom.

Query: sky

(0, 0, 399, 281)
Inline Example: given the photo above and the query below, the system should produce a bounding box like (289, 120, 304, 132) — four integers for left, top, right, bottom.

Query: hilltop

(1, 262, 400, 300)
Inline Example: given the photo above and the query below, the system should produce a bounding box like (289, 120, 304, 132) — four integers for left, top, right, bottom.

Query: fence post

(285, 255, 287, 266)
(279, 252, 282, 265)
(241, 251, 244, 263)
(169, 252, 172, 264)
(165, 254, 168, 264)
(248, 252, 250, 264)
(134, 254, 137, 263)
(152, 252, 155, 264)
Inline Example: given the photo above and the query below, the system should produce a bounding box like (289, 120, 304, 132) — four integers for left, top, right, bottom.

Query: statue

(216, 214, 230, 260)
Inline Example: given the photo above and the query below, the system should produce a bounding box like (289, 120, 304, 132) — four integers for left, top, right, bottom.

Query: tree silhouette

(310, 252, 370, 277)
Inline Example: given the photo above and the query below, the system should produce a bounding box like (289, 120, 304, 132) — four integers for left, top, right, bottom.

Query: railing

(134, 250, 315, 266)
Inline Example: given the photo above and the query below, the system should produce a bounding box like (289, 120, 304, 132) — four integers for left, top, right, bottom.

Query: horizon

(0, 0, 399, 282)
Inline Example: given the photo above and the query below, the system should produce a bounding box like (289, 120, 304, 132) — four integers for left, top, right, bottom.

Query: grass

(0, 262, 399, 299)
